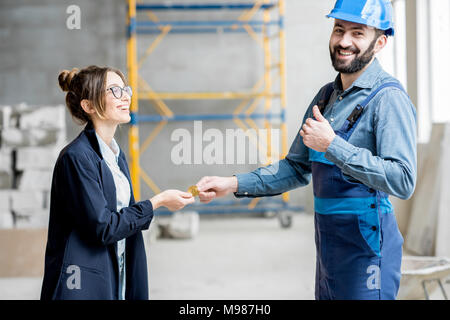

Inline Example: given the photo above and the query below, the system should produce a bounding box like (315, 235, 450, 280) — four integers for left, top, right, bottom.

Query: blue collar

(83, 121, 102, 159)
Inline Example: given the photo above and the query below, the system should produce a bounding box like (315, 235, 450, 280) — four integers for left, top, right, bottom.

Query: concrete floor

(0, 213, 316, 300)
(146, 213, 316, 300)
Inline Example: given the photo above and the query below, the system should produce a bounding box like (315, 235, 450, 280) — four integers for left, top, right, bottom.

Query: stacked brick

(0, 103, 66, 229)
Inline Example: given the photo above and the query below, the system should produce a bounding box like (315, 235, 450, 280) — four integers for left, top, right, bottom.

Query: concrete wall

(0, 0, 337, 212)
(0, 0, 127, 140)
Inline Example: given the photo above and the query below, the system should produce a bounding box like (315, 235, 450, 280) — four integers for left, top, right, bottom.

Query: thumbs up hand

(299, 105, 336, 152)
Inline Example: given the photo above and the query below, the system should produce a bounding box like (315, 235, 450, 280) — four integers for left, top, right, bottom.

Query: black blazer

(40, 122, 154, 300)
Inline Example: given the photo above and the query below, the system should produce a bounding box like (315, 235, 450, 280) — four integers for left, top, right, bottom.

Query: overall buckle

(347, 104, 364, 128)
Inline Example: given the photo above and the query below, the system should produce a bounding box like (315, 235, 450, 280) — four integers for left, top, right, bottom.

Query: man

(196, 0, 417, 300)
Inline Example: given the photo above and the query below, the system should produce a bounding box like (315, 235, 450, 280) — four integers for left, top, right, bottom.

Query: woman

(40, 65, 194, 300)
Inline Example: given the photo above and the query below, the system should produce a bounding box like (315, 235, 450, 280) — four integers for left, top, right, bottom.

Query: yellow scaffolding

(126, 1, 299, 226)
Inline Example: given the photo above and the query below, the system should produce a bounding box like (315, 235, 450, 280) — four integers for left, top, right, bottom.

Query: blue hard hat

(327, 0, 395, 36)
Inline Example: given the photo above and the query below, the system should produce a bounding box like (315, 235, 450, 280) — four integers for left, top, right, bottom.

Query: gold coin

(188, 185, 199, 197)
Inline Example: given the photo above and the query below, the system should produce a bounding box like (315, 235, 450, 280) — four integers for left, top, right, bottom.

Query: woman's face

(102, 71, 131, 125)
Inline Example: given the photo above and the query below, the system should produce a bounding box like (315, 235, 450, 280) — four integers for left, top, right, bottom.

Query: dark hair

(374, 28, 387, 40)
(58, 65, 127, 125)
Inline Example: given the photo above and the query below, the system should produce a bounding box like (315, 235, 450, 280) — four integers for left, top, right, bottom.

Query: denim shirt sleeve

(324, 88, 417, 200)
(234, 92, 319, 198)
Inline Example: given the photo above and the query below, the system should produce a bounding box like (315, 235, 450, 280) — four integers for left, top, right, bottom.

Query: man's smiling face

(329, 19, 383, 74)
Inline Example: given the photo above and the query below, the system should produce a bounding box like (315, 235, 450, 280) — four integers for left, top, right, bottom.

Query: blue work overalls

(310, 82, 405, 300)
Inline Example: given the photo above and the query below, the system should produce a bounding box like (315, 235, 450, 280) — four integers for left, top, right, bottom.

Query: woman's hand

(150, 189, 195, 211)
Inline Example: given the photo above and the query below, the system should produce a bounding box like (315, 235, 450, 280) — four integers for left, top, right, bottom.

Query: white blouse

(95, 132, 130, 300)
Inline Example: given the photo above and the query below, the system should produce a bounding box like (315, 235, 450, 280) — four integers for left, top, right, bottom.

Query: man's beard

(329, 37, 377, 74)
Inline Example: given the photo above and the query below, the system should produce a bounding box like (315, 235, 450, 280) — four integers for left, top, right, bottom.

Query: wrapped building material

(16, 170, 52, 191)
(15, 147, 59, 170)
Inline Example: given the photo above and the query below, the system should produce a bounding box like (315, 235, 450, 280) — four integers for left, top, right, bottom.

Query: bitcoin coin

(188, 185, 199, 197)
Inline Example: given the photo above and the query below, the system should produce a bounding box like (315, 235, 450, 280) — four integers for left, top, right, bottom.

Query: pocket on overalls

(357, 211, 381, 257)
(379, 211, 404, 254)
(323, 214, 369, 263)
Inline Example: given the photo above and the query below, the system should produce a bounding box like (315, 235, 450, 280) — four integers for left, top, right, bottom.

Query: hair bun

(58, 68, 79, 92)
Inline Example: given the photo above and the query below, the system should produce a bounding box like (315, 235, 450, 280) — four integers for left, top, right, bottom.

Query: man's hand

(196, 176, 238, 204)
(300, 105, 336, 152)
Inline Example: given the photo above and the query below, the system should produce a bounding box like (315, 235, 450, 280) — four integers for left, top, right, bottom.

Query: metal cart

(398, 256, 450, 300)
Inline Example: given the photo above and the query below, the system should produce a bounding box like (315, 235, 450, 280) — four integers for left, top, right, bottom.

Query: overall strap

(345, 82, 406, 131)
(317, 82, 335, 114)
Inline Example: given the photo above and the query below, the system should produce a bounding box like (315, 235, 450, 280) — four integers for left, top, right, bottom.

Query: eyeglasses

(107, 86, 133, 99)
